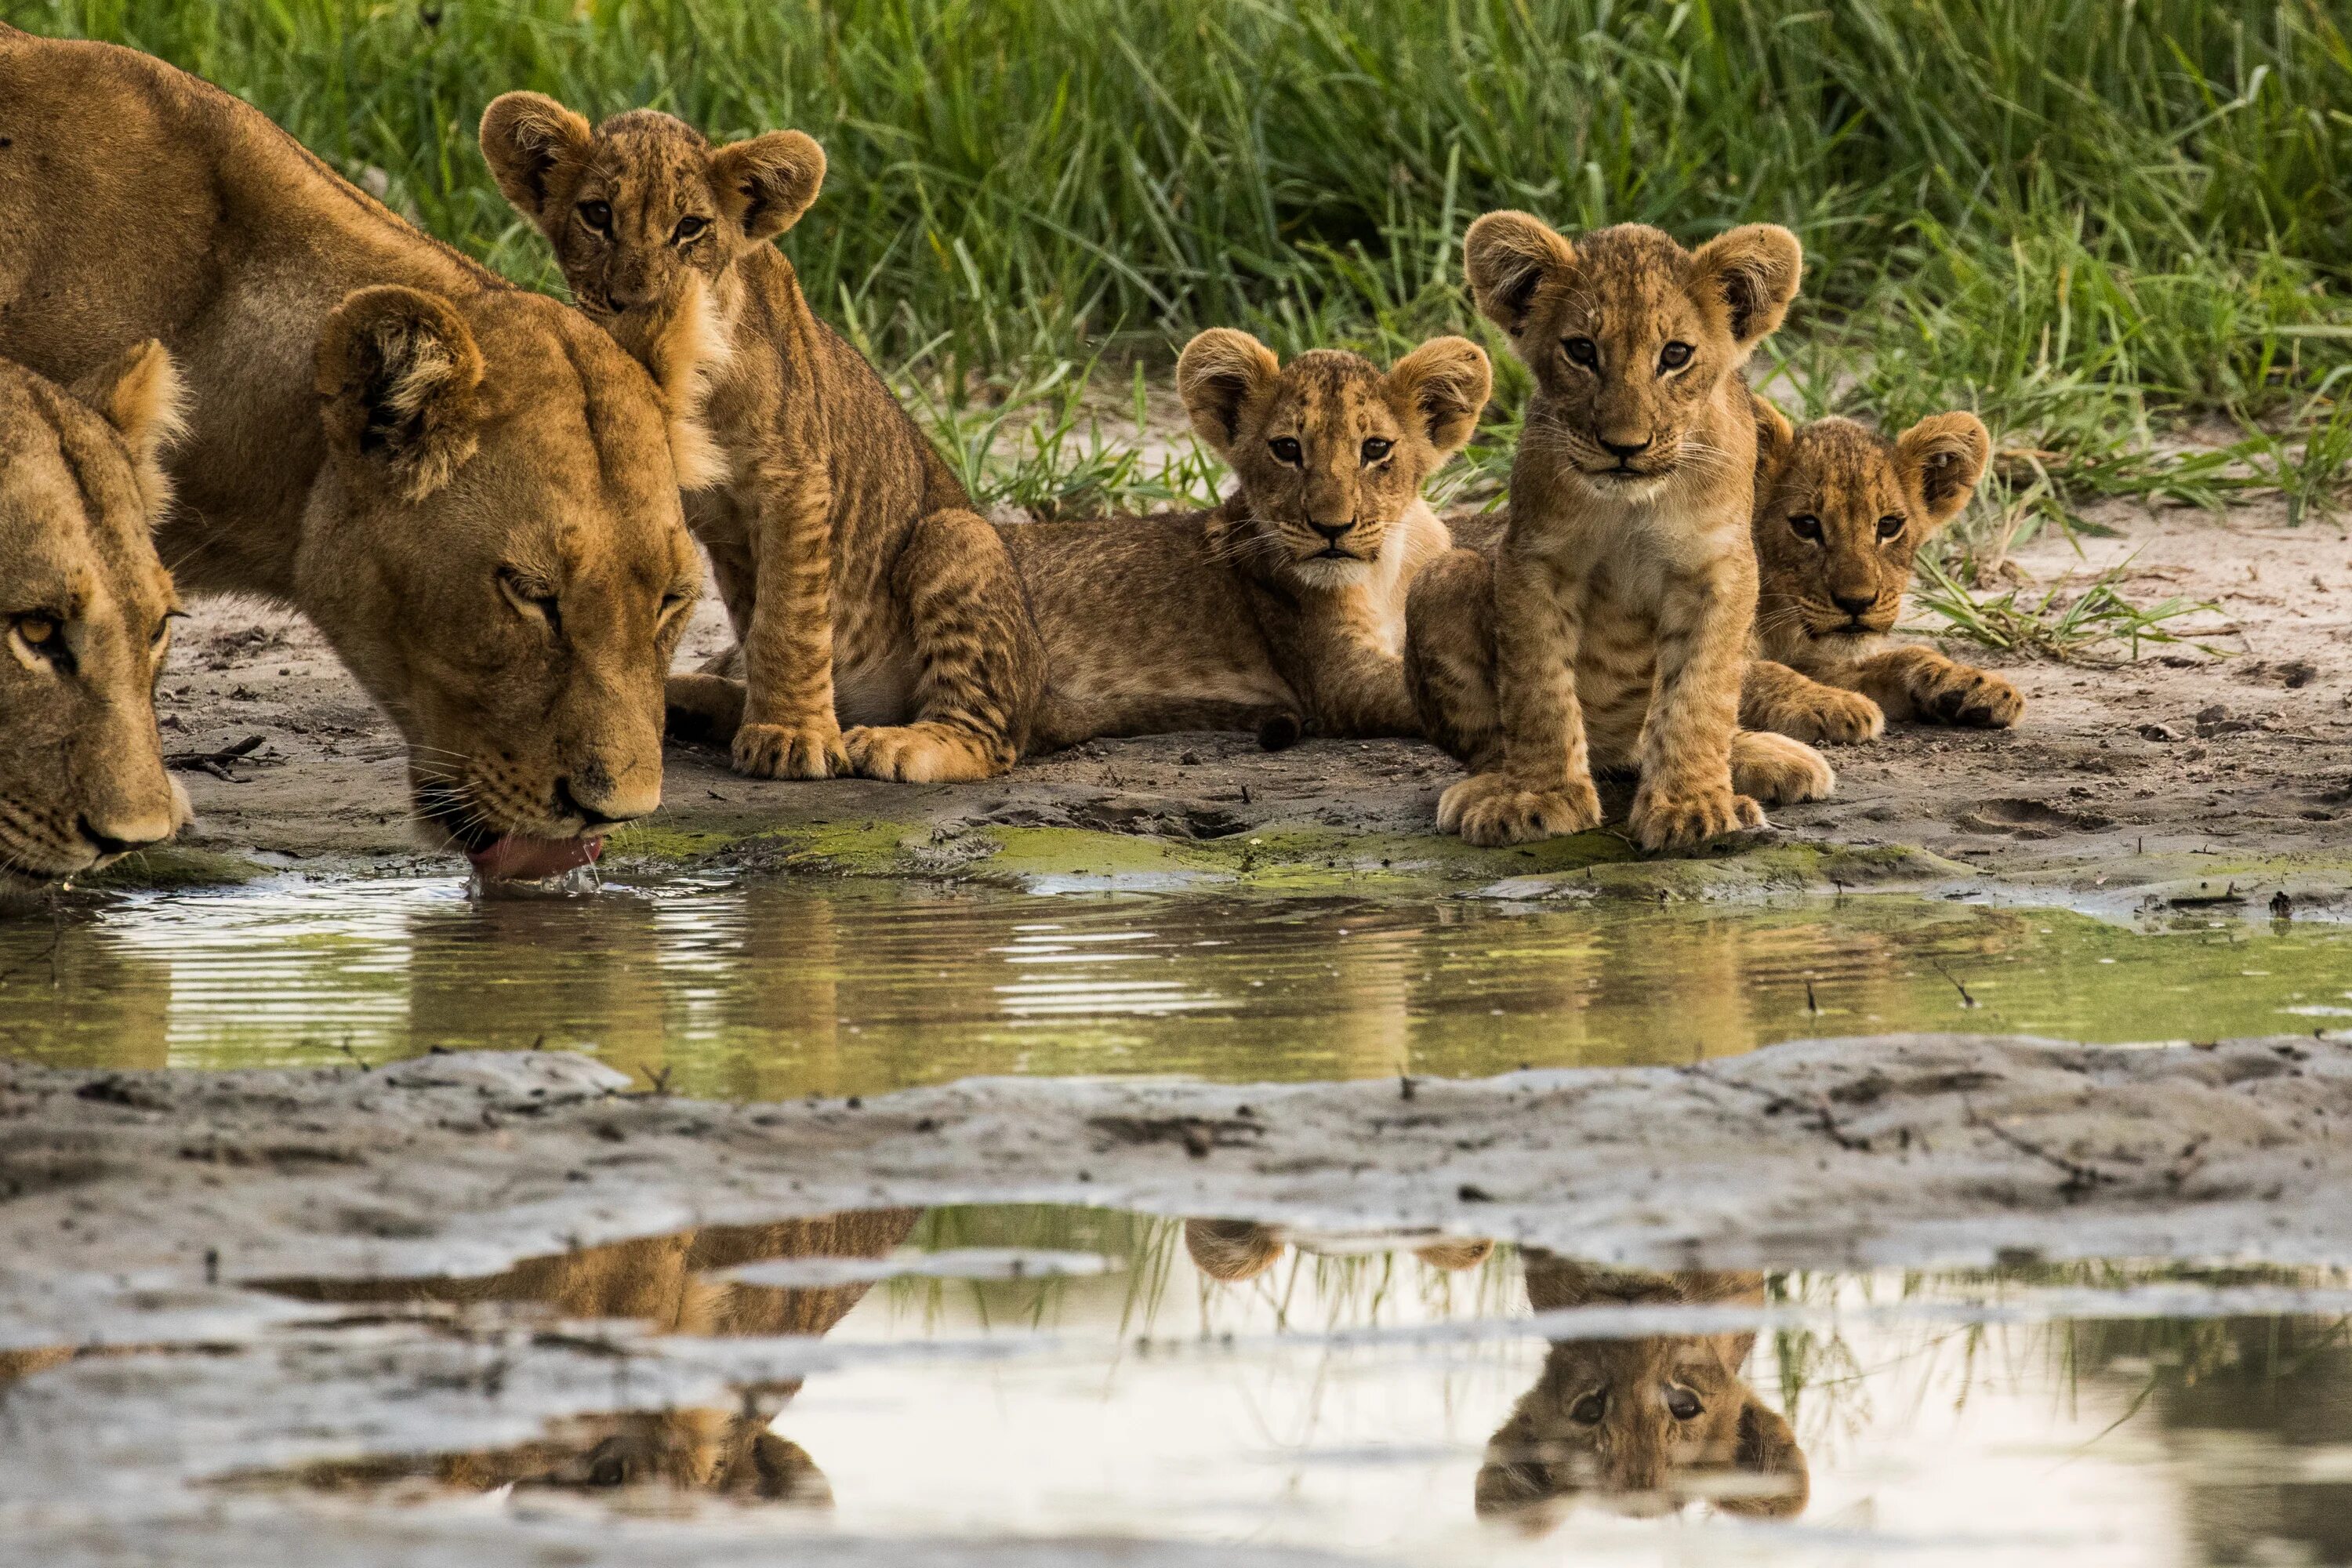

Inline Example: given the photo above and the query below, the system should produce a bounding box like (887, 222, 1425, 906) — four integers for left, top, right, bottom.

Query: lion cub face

(1751, 400, 1991, 646)
(1176, 332, 1490, 589)
(0, 347, 187, 897)
(481, 95, 826, 329)
(1464, 216, 1801, 501)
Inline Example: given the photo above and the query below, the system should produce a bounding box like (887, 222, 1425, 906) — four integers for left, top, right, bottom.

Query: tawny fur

(0, 29, 711, 862)
(0, 350, 187, 895)
(1406, 215, 1830, 850)
(481, 97, 1046, 784)
(1003, 332, 1491, 751)
(1741, 396, 2021, 742)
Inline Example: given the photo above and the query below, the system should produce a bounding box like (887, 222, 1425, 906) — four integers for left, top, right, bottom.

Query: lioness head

(303, 285, 711, 880)
(1175, 331, 1490, 588)
(0, 345, 187, 899)
(1464, 215, 1801, 501)
(1751, 397, 1991, 645)
(480, 93, 826, 329)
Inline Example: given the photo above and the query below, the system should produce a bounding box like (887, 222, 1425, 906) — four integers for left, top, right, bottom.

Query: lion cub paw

(1731, 731, 1835, 805)
(1436, 772, 1602, 847)
(1923, 666, 2024, 728)
(734, 717, 849, 781)
(844, 722, 1011, 784)
(1628, 785, 1765, 852)
(1788, 687, 1885, 744)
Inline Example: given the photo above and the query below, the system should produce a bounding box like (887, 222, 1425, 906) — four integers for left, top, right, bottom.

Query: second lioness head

(1176, 331, 1490, 589)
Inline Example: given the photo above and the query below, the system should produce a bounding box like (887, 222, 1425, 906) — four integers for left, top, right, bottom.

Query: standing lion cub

(1406, 215, 1831, 849)
(481, 97, 1044, 783)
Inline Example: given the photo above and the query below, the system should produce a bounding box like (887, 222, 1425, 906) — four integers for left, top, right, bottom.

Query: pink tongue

(466, 834, 604, 882)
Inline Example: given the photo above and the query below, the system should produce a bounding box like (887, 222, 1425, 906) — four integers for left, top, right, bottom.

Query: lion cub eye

(1360, 437, 1393, 464)
(1658, 341, 1693, 371)
(672, 215, 710, 244)
(1570, 1393, 1606, 1426)
(1269, 437, 1304, 466)
(1788, 514, 1823, 543)
(578, 199, 613, 234)
(1562, 336, 1599, 370)
(1665, 1387, 1703, 1421)
(1876, 514, 1906, 541)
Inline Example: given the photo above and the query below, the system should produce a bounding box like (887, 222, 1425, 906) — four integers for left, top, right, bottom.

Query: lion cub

(1004, 331, 1490, 751)
(1406, 215, 1830, 849)
(0, 345, 187, 897)
(1742, 397, 2022, 742)
(482, 98, 1044, 783)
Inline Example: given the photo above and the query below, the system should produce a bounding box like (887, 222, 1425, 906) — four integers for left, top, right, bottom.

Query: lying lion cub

(482, 97, 1045, 784)
(1406, 215, 1831, 849)
(0, 346, 187, 898)
(1003, 330, 1490, 752)
(1741, 397, 2022, 742)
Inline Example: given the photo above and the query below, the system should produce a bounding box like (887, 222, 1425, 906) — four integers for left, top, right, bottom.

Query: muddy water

(2, 877, 2347, 1096)
(194, 1206, 2352, 1566)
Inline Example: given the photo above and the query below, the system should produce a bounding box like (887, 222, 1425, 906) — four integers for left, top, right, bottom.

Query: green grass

(9, 0, 2352, 539)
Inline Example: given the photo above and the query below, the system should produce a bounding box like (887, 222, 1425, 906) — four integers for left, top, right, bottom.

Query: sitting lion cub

(1406, 215, 1831, 849)
(1742, 397, 2022, 742)
(0, 346, 188, 898)
(481, 97, 1044, 782)
(1003, 330, 1490, 752)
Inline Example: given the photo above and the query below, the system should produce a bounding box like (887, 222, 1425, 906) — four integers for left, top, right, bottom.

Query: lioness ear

(1894, 411, 1992, 529)
(1463, 211, 1576, 338)
(1717, 1393, 1810, 1519)
(1386, 336, 1492, 456)
(71, 339, 185, 516)
(316, 286, 485, 503)
(610, 270, 729, 491)
(478, 91, 594, 230)
(1691, 223, 1803, 351)
(1751, 391, 1795, 488)
(708, 130, 826, 242)
(1176, 328, 1279, 456)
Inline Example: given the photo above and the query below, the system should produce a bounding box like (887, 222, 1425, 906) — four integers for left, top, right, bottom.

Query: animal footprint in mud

(1955, 797, 2114, 838)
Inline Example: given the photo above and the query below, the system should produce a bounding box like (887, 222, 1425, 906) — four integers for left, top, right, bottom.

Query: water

(1, 875, 2346, 1097)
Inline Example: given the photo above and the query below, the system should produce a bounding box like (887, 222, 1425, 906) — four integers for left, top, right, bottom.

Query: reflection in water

(4, 877, 2350, 1094)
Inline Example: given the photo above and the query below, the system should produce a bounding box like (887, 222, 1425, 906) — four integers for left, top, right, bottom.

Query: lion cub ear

(1690, 224, 1803, 352)
(315, 286, 486, 503)
(1715, 1392, 1810, 1519)
(1176, 328, 1280, 456)
(1894, 411, 1992, 528)
(1751, 391, 1795, 487)
(708, 131, 826, 242)
(1463, 211, 1576, 338)
(1183, 1218, 1287, 1283)
(71, 339, 186, 516)
(479, 92, 595, 231)
(1386, 336, 1491, 456)
(610, 271, 729, 491)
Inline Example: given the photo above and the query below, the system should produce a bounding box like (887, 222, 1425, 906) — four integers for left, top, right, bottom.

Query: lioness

(1405, 215, 1831, 849)
(480, 96, 1044, 783)
(0, 30, 713, 880)
(0, 345, 187, 898)
(1004, 330, 1491, 751)
(1742, 396, 2021, 741)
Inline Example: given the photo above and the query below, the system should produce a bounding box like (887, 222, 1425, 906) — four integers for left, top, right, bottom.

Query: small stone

(2136, 722, 2181, 742)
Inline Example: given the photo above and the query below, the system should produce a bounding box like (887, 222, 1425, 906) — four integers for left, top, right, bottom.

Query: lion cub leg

(1730, 729, 1835, 805)
(666, 673, 749, 746)
(1403, 547, 1506, 772)
(1626, 575, 1767, 852)
(844, 507, 1045, 783)
(1739, 659, 1885, 744)
(1854, 644, 2024, 728)
(734, 465, 851, 780)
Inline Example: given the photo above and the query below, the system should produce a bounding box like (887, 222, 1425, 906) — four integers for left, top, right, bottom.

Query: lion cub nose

(1831, 591, 1877, 617)
(1599, 434, 1653, 459)
(1311, 521, 1354, 543)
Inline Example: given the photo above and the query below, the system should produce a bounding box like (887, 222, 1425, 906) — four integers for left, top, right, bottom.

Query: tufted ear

(316, 287, 485, 503)
(1715, 1392, 1810, 1519)
(1751, 390, 1796, 488)
(1175, 328, 1280, 456)
(1183, 1218, 1286, 1283)
(1894, 410, 1991, 528)
(1691, 224, 1803, 351)
(1386, 336, 1492, 456)
(708, 130, 826, 242)
(71, 339, 185, 516)
(478, 91, 594, 231)
(1463, 211, 1576, 337)
(609, 270, 730, 490)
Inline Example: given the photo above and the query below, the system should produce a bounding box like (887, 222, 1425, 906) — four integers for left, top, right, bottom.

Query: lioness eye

(1269, 437, 1303, 465)
(1788, 514, 1823, 542)
(579, 199, 613, 234)
(1563, 336, 1599, 370)
(1666, 1388, 1703, 1421)
(673, 215, 709, 243)
(497, 569, 563, 636)
(1877, 514, 1906, 541)
(1570, 1393, 1606, 1426)
(16, 614, 59, 648)
(1360, 437, 1393, 464)
(1659, 341, 1693, 371)
(12, 612, 73, 672)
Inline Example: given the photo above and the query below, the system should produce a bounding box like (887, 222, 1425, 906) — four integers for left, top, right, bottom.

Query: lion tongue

(466, 834, 604, 882)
